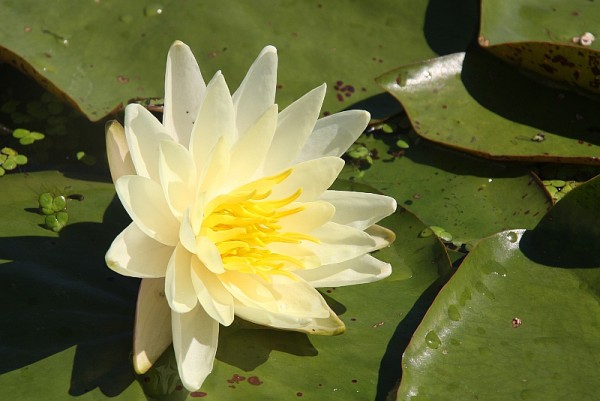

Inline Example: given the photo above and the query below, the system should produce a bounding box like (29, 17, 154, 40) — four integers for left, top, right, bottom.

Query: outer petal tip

(261, 45, 277, 55)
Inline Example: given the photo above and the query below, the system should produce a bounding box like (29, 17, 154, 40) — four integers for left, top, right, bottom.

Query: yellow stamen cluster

(201, 169, 319, 280)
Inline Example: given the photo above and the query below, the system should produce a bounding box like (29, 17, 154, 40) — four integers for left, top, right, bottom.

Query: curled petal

(172, 305, 219, 391)
(106, 120, 135, 182)
(106, 222, 173, 278)
(294, 110, 370, 163)
(320, 190, 397, 230)
(367, 224, 397, 251)
(295, 254, 391, 288)
(133, 278, 172, 374)
(163, 40, 206, 147)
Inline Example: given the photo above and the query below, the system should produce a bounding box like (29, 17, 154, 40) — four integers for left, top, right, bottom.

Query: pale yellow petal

(163, 40, 206, 147)
(165, 244, 198, 313)
(133, 278, 172, 374)
(124, 104, 173, 181)
(189, 72, 235, 177)
(115, 175, 180, 246)
(304, 222, 377, 265)
(158, 140, 197, 219)
(172, 305, 219, 391)
(268, 156, 344, 203)
(277, 200, 335, 233)
(234, 300, 345, 335)
(294, 110, 370, 163)
(191, 257, 234, 326)
(105, 120, 135, 182)
(320, 190, 397, 230)
(226, 104, 278, 189)
(232, 45, 277, 141)
(366, 224, 396, 250)
(106, 222, 173, 278)
(262, 84, 326, 175)
(196, 236, 225, 274)
(295, 254, 391, 288)
(220, 272, 330, 319)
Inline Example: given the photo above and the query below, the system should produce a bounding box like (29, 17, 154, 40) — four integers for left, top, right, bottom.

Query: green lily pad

(0, 0, 446, 121)
(397, 175, 600, 401)
(338, 133, 550, 244)
(480, 0, 600, 95)
(378, 49, 600, 164)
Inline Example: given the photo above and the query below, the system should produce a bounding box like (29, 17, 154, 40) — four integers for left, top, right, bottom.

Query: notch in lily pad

(12, 128, 45, 145)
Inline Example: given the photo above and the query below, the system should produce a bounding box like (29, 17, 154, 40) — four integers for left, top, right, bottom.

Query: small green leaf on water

(419, 227, 434, 238)
(551, 180, 566, 188)
(56, 211, 68, 226)
(0, 167, 4, 177)
(12, 128, 29, 139)
(52, 195, 67, 212)
(2, 158, 16, 170)
(347, 144, 370, 159)
(1, 147, 17, 156)
(382, 123, 394, 134)
(38, 192, 53, 209)
(14, 154, 27, 165)
(396, 139, 410, 149)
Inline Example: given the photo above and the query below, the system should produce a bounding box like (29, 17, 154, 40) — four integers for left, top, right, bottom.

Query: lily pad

(378, 49, 600, 164)
(397, 175, 600, 401)
(338, 133, 550, 244)
(0, 0, 444, 121)
(480, 0, 600, 95)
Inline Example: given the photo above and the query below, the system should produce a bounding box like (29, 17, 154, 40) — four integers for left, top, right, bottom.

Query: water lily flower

(105, 41, 397, 391)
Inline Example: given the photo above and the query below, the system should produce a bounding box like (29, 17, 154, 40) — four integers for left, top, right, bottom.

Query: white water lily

(105, 41, 397, 391)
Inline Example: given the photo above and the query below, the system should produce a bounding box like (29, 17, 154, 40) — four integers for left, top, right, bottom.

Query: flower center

(200, 169, 318, 280)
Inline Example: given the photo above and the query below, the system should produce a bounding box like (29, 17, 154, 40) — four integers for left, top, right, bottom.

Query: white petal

(232, 46, 277, 140)
(366, 224, 396, 251)
(268, 156, 344, 202)
(196, 236, 225, 274)
(190, 257, 234, 326)
(226, 104, 278, 189)
(220, 272, 330, 319)
(133, 278, 172, 374)
(163, 40, 206, 147)
(320, 190, 397, 230)
(165, 244, 198, 313)
(172, 305, 219, 391)
(179, 209, 197, 254)
(106, 120, 135, 182)
(304, 222, 378, 265)
(278, 200, 335, 233)
(234, 300, 345, 335)
(197, 136, 231, 198)
(124, 104, 173, 181)
(295, 254, 391, 288)
(262, 84, 326, 174)
(158, 140, 197, 219)
(294, 110, 370, 163)
(189, 72, 235, 176)
(115, 175, 180, 246)
(106, 222, 173, 278)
